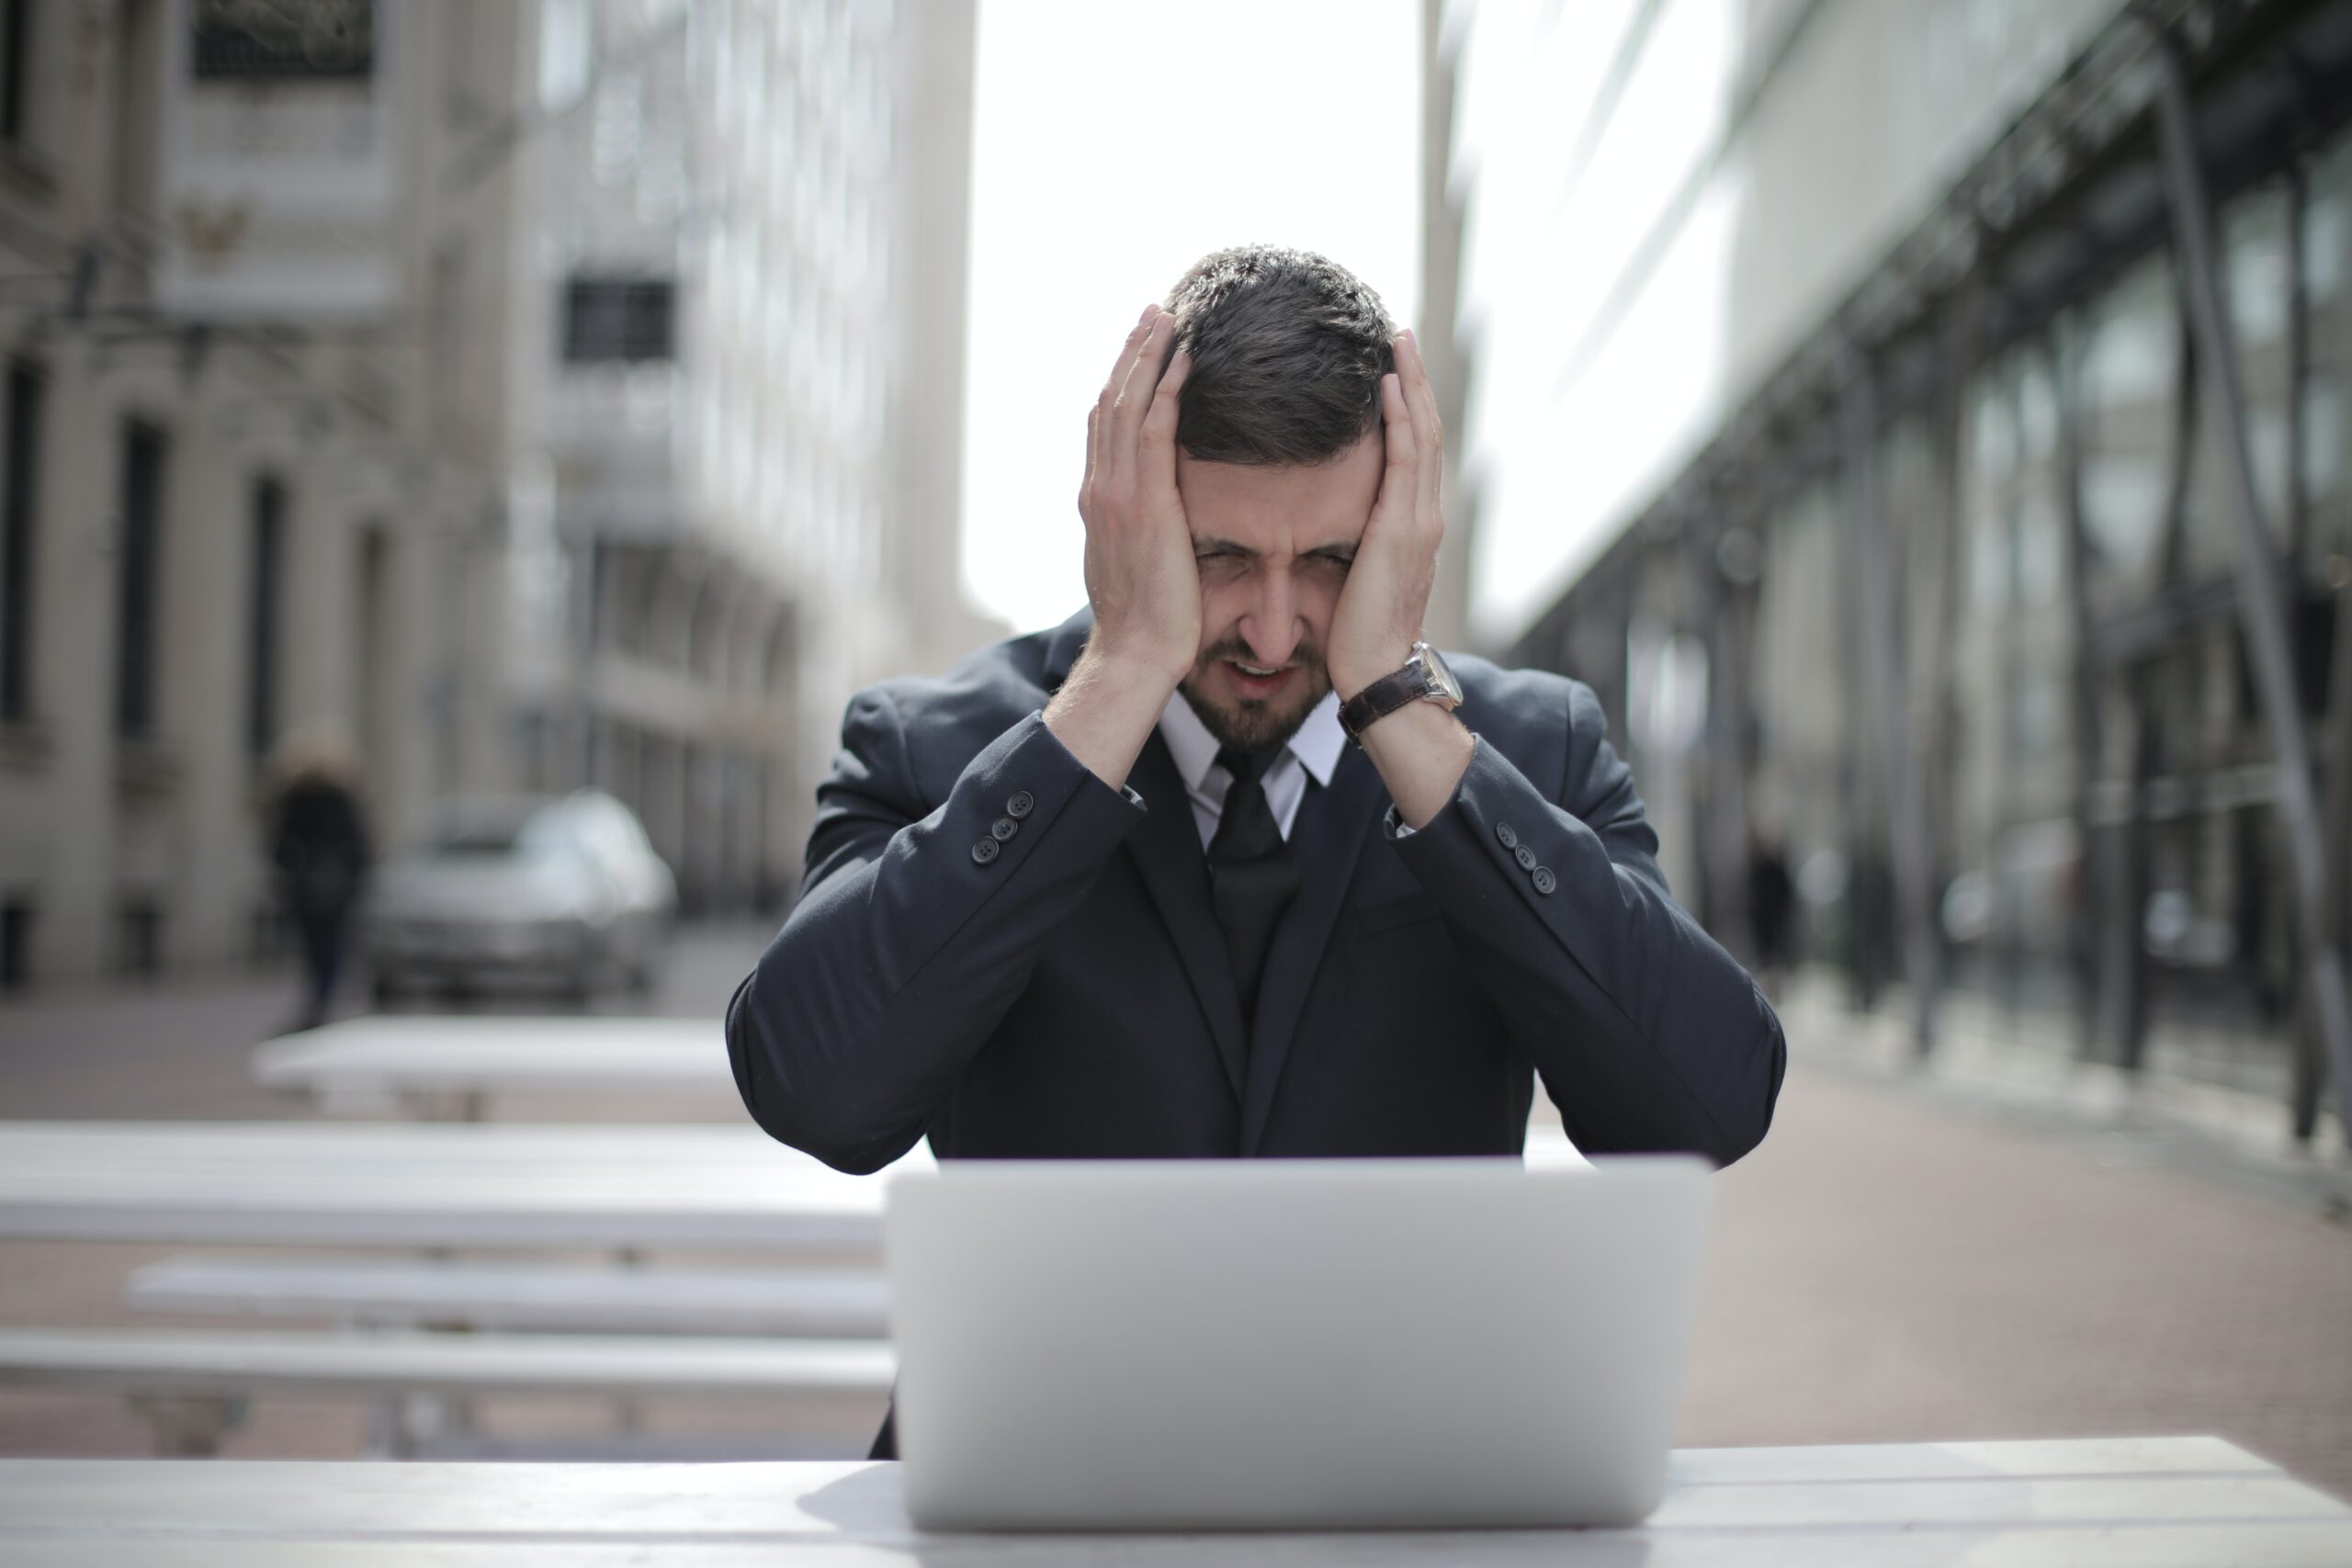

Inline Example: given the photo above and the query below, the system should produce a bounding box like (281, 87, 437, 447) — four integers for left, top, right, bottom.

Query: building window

(2075, 252, 2180, 607)
(114, 0, 160, 218)
(428, 242, 467, 433)
(563, 276, 676, 362)
(117, 897, 161, 977)
(2305, 133, 2351, 582)
(354, 524, 389, 776)
(189, 0, 372, 80)
(0, 0, 32, 144)
(1, 360, 38, 722)
(115, 418, 166, 740)
(246, 476, 284, 758)
(0, 897, 28, 988)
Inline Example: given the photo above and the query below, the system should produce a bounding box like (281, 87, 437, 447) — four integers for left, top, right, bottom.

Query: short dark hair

(1164, 245, 1396, 467)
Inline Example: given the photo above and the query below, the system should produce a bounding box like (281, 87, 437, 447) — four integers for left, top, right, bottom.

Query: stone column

(34, 340, 116, 980)
(169, 383, 255, 970)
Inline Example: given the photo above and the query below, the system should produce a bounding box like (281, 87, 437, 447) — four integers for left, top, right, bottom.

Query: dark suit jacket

(728, 611, 1784, 1174)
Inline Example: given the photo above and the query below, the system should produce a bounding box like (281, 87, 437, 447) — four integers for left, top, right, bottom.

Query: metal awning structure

(1510, 0, 2352, 1142)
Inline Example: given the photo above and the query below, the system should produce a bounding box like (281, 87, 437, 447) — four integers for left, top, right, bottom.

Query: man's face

(1172, 431, 1384, 753)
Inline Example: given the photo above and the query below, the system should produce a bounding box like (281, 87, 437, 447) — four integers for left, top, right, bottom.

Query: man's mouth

(1223, 660, 1294, 699)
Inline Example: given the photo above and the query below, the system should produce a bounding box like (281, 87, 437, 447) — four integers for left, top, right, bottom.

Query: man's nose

(1239, 574, 1302, 667)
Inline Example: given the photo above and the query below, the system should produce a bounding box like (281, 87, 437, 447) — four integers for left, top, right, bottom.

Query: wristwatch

(1339, 640, 1464, 743)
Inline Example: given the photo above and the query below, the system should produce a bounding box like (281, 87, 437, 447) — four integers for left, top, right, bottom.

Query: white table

(251, 1016, 737, 1119)
(0, 1122, 919, 1251)
(0, 1437, 2344, 1563)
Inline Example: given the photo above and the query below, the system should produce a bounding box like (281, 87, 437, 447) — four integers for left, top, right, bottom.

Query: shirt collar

(1157, 688, 1346, 792)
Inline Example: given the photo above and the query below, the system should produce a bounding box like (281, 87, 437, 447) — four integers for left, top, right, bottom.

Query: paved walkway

(1, 946, 2346, 1497)
(0, 925, 775, 1121)
(1691, 1054, 2352, 1498)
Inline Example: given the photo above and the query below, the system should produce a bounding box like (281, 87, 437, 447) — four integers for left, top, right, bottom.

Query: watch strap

(1340, 662, 1433, 740)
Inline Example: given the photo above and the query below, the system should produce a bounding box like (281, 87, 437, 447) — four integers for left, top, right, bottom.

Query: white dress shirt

(1157, 690, 1346, 849)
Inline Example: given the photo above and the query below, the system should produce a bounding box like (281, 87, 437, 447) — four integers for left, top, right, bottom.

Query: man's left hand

(1328, 327, 1446, 701)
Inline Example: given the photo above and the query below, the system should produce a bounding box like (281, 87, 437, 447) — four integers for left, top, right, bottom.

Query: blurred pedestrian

(266, 727, 372, 1032)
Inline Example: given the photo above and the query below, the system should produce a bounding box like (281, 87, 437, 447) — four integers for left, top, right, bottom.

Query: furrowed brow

(1192, 536, 1259, 558)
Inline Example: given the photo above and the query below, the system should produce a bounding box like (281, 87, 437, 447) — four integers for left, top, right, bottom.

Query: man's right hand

(1046, 304, 1199, 788)
(1079, 304, 1197, 680)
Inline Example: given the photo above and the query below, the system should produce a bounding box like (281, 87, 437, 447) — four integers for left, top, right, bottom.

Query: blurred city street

(3, 931, 2346, 1498)
(2, 0, 2352, 1552)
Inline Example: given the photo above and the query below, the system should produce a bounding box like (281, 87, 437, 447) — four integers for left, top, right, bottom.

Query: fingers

(1087, 304, 1160, 517)
(1393, 329, 1445, 513)
(1103, 302, 1158, 396)
(1371, 371, 1416, 536)
(1138, 346, 1190, 467)
(1080, 398, 1101, 517)
(1110, 310, 1176, 475)
(1393, 328, 1443, 442)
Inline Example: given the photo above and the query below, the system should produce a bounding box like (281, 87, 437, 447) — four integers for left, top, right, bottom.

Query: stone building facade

(0, 0, 985, 984)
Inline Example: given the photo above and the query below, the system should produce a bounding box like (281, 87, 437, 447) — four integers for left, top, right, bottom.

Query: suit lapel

(1123, 733, 1250, 1101)
(1238, 745, 1385, 1155)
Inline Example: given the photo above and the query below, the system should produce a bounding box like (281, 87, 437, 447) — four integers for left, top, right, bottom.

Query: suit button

(1495, 822, 1519, 850)
(1006, 790, 1035, 819)
(1513, 844, 1537, 871)
(971, 838, 1000, 865)
(1532, 866, 1556, 895)
(990, 817, 1019, 842)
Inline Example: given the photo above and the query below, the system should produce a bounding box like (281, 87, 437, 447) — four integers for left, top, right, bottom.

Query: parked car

(365, 791, 676, 1001)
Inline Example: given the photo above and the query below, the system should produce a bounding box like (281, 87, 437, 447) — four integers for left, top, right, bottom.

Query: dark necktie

(1207, 744, 1302, 1021)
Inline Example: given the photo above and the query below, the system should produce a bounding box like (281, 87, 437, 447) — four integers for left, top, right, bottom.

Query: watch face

(1419, 643, 1464, 705)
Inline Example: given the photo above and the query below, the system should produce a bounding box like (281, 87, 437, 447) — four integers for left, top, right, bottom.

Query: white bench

(128, 1257, 892, 1337)
(250, 1016, 738, 1120)
(0, 1122, 921, 1251)
(0, 1328, 894, 1457)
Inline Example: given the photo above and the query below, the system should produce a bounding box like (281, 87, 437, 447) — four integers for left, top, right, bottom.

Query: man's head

(1162, 245, 1396, 753)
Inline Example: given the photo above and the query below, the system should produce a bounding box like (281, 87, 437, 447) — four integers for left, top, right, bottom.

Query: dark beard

(1177, 637, 1332, 754)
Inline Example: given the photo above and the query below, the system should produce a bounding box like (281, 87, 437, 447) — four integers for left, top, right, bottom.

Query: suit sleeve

(726, 691, 1147, 1172)
(1389, 683, 1785, 1165)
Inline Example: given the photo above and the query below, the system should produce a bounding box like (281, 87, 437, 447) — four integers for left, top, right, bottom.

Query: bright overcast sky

(958, 0, 1423, 637)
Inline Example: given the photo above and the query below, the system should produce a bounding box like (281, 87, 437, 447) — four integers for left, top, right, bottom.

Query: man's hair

(1164, 245, 1396, 467)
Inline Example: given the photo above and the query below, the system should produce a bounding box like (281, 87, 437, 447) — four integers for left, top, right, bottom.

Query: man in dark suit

(727, 246, 1784, 1458)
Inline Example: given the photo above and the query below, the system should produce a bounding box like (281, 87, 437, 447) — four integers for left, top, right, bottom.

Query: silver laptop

(883, 1154, 1712, 1531)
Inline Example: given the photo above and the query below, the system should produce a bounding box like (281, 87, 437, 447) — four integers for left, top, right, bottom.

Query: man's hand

(1078, 304, 1198, 682)
(1327, 328, 1445, 702)
(1046, 305, 1198, 788)
(1330, 329, 1474, 830)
